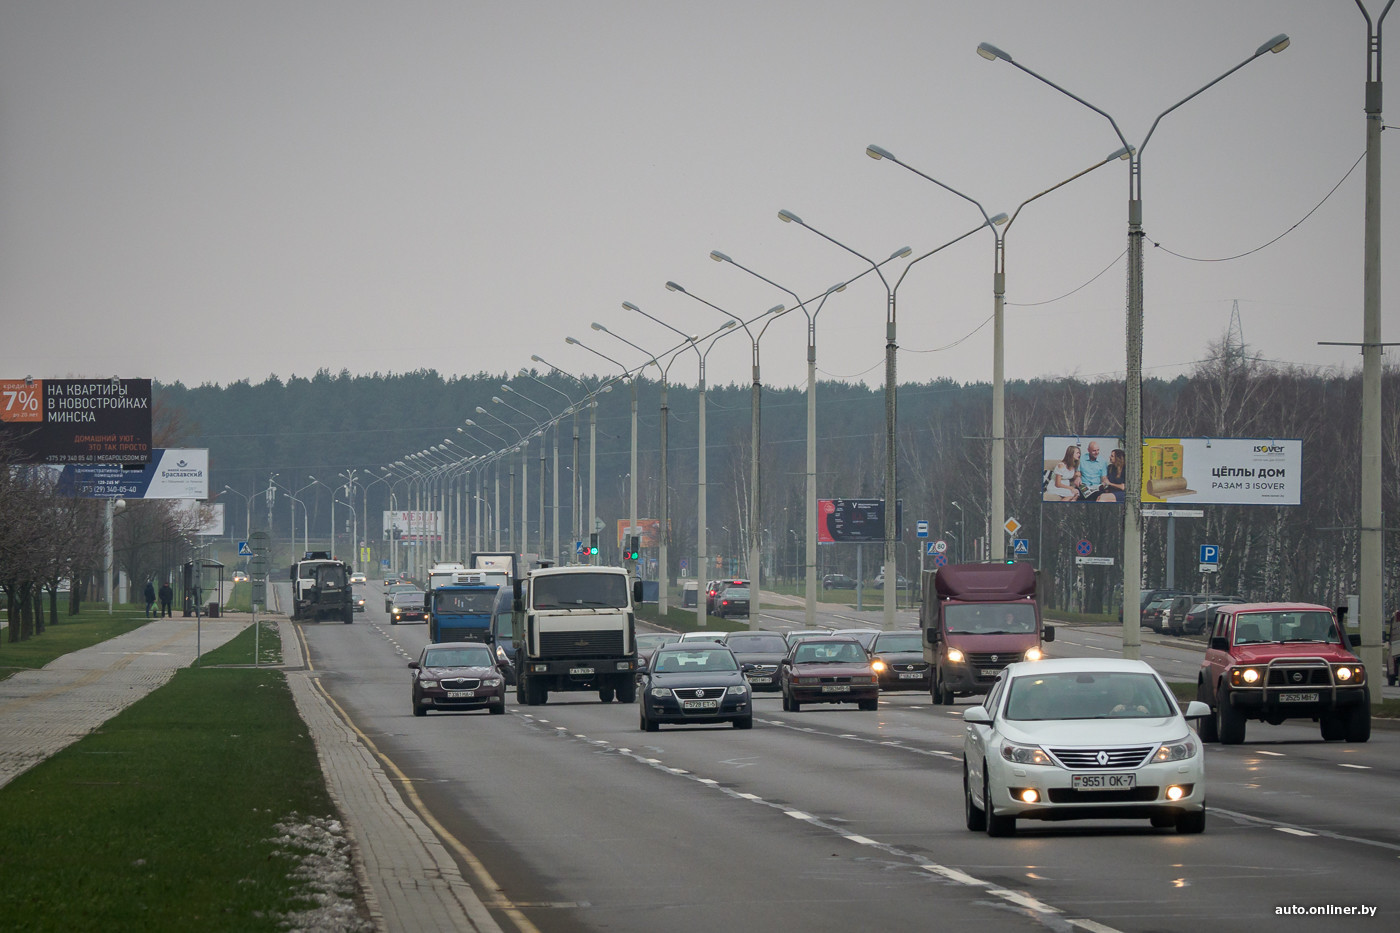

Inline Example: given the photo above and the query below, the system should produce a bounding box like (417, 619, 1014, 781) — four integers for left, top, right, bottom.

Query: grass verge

(0, 608, 149, 681)
(0, 621, 365, 932)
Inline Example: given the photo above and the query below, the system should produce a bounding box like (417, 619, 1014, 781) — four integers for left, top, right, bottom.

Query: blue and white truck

(427, 570, 501, 643)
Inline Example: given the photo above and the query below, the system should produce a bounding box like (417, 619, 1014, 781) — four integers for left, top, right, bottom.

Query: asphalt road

(295, 582, 1400, 933)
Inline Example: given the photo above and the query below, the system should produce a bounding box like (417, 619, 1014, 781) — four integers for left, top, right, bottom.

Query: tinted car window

(726, 634, 787, 652)
(871, 633, 922, 652)
(423, 646, 493, 668)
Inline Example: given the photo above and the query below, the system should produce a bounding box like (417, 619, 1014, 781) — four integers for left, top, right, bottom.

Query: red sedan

(778, 637, 879, 712)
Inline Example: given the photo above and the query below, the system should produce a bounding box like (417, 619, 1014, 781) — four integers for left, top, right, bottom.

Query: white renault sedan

(963, 657, 1208, 836)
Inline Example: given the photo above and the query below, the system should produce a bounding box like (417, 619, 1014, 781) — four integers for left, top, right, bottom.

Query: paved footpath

(0, 614, 501, 933)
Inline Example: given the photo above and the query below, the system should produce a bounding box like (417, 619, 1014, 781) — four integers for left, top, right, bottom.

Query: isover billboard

(1141, 437, 1301, 506)
(0, 377, 152, 464)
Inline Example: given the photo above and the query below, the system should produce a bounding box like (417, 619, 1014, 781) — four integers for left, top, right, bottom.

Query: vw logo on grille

(690, 689, 704, 699)
(1291, 672, 1303, 683)
(1096, 750, 1110, 766)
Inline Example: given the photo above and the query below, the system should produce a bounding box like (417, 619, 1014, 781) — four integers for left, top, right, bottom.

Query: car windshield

(435, 590, 498, 614)
(652, 649, 738, 673)
(1234, 611, 1339, 645)
(726, 635, 787, 653)
(944, 603, 1037, 635)
(872, 633, 923, 652)
(721, 587, 749, 599)
(533, 572, 629, 609)
(793, 641, 866, 664)
(423, 646, 493, 668)
(393, 593, 423, 607)
(637, 634, 677, 650)
(1004, 671, 1175, 721)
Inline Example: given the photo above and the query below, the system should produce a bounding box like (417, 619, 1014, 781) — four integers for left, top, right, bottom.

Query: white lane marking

(989, 887, 1061, 914)
(843, 834, 879, 846)
(922, 864, 986, 886)
(1276, 827, 1316, 837)
(1070, 920, 1127, 933)
(1253, 750, 1285, 757)
(785, 810, 814, 821)
(1339, 763, 1370, 770)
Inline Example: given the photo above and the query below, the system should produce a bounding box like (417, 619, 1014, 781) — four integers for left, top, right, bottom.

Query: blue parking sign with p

(1200, 545, 1219, 564)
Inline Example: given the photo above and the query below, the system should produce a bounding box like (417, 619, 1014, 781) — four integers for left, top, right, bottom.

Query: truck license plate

(1072, 773, 1135, 790)
(980, 669, 998, 677)
(821, 684, 851, 693)
(569, 667, 595, 676)
(1279, 691, 1318, 703)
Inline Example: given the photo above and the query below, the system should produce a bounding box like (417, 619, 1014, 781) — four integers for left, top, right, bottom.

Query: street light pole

(977, 31, 1290, 658)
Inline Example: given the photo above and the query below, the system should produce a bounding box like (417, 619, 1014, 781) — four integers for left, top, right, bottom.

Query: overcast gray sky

(1, 1, 1393, 394)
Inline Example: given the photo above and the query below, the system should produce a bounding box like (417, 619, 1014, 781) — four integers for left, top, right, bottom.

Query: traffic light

(589, 533, 599, 556)
(626, 535, 640, 561)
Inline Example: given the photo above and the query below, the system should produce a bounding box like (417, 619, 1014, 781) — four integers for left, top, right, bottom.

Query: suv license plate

(1072, 773, 1135, 790)
(821, 684, 851, 693)
(1279, 691, 1318, 703)
(569, 667, 595, 676)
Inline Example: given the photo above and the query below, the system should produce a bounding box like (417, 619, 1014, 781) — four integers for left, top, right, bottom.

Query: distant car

(639, 643, 753, 731)
(349, 572, 367, 585)
(707, 579, 747, 613)
(353, 592, 366, 613)
(636, 633, 682, 670)
(868, 631, 931, 691)
(679, 631, 726, 642)
(1142, 597, 1175, 633)
(408, 642, 506, 716)
(784, 629, 831, 646)
(390, 591, 426, 625)
(713, 585, 750, 619)
(722, 631, 789, 691)
(231, 571, 249, 583)
(779, 637, 879, 712)
(384, 583, 422, 612)
(963, 657, 1209, 836)
(832, 628, 880, 649)
(822, 573, 857, 590)
(872, 571, 910, 590)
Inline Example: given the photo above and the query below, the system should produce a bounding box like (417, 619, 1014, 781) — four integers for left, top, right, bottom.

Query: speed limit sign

(933, 539, 948, 553)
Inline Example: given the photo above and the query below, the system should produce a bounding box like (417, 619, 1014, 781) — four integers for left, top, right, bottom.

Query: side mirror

(1042, 625, 1055, 643)
(963, 706, 992, 725)
(1349, 633, 1361, 648)
(407, 661, 420, 670)
(633, 580, 645, 603)
(1183, 700, 1211, 720)
(924, 627, 941, 646)
(1210, 636, 1228, 651)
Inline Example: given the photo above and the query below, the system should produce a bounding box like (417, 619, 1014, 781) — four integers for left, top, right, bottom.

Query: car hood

(788, 662, 874, 677)
(650, 670, 745, 687)
(730, 652, 786, 665)
(421, 665, 498, 678)
(1231, 643, 1360, 664)
(992, 716, 1186, 747)
(871, 650, 925, 664)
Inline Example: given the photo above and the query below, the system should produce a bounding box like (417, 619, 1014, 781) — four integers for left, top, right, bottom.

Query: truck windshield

(436, 590, 498, 614)
(945, 602, 1036, 635)
(315, 566, 346, 588)
(533, 573, 629, 610)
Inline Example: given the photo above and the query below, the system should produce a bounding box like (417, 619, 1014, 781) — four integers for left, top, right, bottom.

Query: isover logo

(1253, 444, 1284, 454)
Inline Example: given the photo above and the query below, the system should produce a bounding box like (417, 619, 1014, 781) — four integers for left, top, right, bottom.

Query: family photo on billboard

(1042, 436, 1126, 503)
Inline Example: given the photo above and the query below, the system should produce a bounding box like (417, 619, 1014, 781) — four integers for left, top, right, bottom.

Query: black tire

(963, 761, 986, 832)
(789, 695, 802, 713)
(390, 617, 398, 625)
(1217, 689, 1247, 745)
(489, 703, 505, 715)
(343, 609, 353, 624)
(858, 698, 878, 711)
(931, 670, 946, 706)
(641, 706, 659, 732)
(1150, 814, 1176, 828)
(599, 686, 615, 703)
(781, 689, 793, 712)
(528, 679, 548, 706)
(984, 768, 1015, 837)
(616, 680, 636, 704)
(1344, 688, 1371, 743)
(1320, 711, 1346, 741)
(1196, 682, 1219, 743)
(413, 702, 427, 718)
(733, 716, 753, 730)
(1176, 807, 1206, 834)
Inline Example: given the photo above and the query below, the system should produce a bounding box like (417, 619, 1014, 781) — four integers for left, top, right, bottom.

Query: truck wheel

(616, 680, 636, 704)
(343, 609, 353, 624)
(1217, 689, 1247, 745)
(1344, 688, 1371, 743)
(931, 672, 946, 706)
(527, 679, 548, 706)
(516, 679, 527, 705)
(599, 686, 615, 703)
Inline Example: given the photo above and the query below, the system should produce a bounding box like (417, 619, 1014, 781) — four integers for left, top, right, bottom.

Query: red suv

(1196, 602, 1370, 744)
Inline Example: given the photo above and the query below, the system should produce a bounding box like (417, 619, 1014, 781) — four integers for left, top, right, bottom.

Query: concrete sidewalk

(0, 614, 501, 933)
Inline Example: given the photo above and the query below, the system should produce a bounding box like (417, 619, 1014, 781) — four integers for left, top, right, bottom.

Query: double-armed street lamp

(529, 355, 615, 563)
(472, 410, 524, 554)
(518, 367, 583, 563)
(494, 394, 549, 559)
(976, 31, 1290, 658)
(504, 383, 566, 564)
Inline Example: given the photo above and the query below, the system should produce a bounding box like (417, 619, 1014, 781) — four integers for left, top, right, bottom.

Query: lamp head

(865, 144, 895, 161)
(709, 250, 731, 263)
(1259, 33, 1289, 55)
(891, 246, 913, 260)
(621, 300, 640, 312)
(777, 209, 802, 225)
(722, 320, 738, 331)
(1110, 145, 1135, 161)
(475, 406, 487, 414)
(766, 304, 785, 315)
(590, 322, 607, 332)
(530, 354, 543, 363)
(988, 212, 1009, 227)
(664, 281, 684, 293)
(464, 419, 476, 426)
(491, 396, 503, 404)
(828, 282, 848, 295)
(976, 42, 1011, 62)
(565, 336, 579, 345)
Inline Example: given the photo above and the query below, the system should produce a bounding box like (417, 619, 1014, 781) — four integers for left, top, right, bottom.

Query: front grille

(1048, 745, 1154, 769)
(1266, 664, 1331, 687)
(745, 663, 778, 675)
(1047, 787, 1160, 804)
(670, 687, 727, 701)
(890, 662, 929, 673)
(440, 678, 482, 690)
(817, 676, 854, 684)
(539, 629, 625, 659)
(966, 652, 1015, 682)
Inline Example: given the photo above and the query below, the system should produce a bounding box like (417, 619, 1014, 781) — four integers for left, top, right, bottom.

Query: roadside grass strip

(0, 622, 368, 932)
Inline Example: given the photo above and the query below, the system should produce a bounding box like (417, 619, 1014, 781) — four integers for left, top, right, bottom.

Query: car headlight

(650, 687, 673, 698)
(727, 684, 749, 695)
(1023, 646, 1043, 662)
(851, 675, 875, 685)
(1000, 741, 1052, 766)
(482, 678, 502, 688)
(419, 680, 437, 689)
(1154, 736, 1198, 762)
(495, 645, 509, 662)
(1332, 664, 1365, 684)
(871, 659, 888, 673)
(946, 648, 965, 664)
(1229, 666, 1264, 686)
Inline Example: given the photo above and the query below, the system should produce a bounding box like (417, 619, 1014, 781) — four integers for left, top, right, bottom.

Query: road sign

(924, 541, 940, 556)
(238, 541, 253, 556)
(1004, 517, 1021, 536)
(1076, 539, 1093, 556)
(1199, 563, 1219, 574)
(1012, 538, 1029, 555)
(933, 539, 948, 553)
(1200, 544, 1220, 565)
(1076, 556, 1115, 566)
(916, 520, 929, 538)
(932, 552, 948, 567)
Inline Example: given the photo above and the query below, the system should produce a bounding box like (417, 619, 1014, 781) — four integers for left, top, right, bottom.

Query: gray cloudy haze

(0, 1, 1393, 393)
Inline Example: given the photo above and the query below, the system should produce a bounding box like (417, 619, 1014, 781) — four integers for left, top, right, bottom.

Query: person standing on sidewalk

(143, 579, 157, 618)
(158, 581, 173, 617)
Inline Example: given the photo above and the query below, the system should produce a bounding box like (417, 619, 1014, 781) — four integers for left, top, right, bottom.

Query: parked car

(822, 573, 857, 590)
(868, 631, 931, 691)
(1196, 602, 1369, 744)
(722, 631, 789, 691)
(963, 657, 1209, 836)
(779, 637, 879, 712)
(408, 642, 506, 716)
(713, 585, 750, 619)
(636, 633, 682, 671)
(1141, 597, 1175, 633)
(872, 571, 910, 590)
(638, 643, 753, 731)
(390, 591, 426, 625)
(1167, 594, 1241, 636)
(1181, 601, 1232, 636)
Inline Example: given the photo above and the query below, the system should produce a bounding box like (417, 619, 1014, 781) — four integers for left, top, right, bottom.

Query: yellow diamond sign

(1004, 518, 1021, 536)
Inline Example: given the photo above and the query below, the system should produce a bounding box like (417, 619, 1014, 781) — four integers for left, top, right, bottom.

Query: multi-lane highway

(289, 581, 1399, 932)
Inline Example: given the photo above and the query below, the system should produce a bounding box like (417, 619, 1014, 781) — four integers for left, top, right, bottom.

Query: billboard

(1042, 436, 1126, 503)
(616, 518, 661, 548)
(382, 510, 443, 541)
(1142, 437, 1301, 506)
(52, 448, 209, 499)
(0, 377, 152, 464)
(817, 499, 902, 543)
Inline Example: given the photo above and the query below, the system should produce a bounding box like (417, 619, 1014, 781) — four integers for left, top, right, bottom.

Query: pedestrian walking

(158, 581, 173, 618)
(143, 579, 157, 618)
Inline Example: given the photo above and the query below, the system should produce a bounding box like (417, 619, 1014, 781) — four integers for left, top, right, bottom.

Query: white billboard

(1142, 437, 1301, 506)
(382, 510, 443, 541)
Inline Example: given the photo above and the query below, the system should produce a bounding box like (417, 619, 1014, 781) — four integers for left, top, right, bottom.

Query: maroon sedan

(779, 637, 879, 712)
